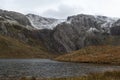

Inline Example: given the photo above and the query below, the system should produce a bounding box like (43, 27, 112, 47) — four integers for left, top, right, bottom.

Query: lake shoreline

(0, 58, 120, 65)
(0, 59, 120, 79)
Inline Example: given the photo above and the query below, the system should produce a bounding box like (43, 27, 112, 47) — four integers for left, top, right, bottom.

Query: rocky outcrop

(0, 9, 120, 53)
(0, 10, 40, 42)
(41, 14, 120, 53)
(111, 19, 120, 35)
(0, 13, 46, 51)
(49, 15, 101, 52)
(0, 9, 34, 29)
(0, 18, 29, 42)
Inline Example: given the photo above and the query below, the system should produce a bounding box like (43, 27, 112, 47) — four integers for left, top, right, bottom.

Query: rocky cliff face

(0, 9, 120, 53)
(0, 10, 47, 50)
(111, 19, 120, 35)
(0, 10, 52, 57)
(40, 14, 120, 53)
(0, 15, 32, 42)
(0, 9, 34, 29)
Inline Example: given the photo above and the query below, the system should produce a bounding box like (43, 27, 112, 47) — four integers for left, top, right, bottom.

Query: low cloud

(41, 4, 83, 19)
(1, 0, 120, 18)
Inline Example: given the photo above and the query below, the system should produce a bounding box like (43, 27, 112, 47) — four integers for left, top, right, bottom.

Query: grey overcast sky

(0, 0, 120, 18)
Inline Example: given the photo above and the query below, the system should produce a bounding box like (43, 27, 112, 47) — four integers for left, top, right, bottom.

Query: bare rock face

(50, 14, 101, 52)
(0, 9, 120, 53)
(111, 19, 120, 35)
(41, 14, 120, 53)
(0, 19, 30, 42)
(0, 10, 37, 42)
(0, 9, 33, 28)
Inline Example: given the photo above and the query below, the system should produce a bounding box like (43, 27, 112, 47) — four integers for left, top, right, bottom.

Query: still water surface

(0, 59, 120, 78)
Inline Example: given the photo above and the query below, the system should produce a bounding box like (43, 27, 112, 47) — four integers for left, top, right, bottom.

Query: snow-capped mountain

(26, 13, 118, 32)
(0, 9, 120, 53)
(43, 14, 120, 52)
(95, 16, 118, 27)
(26, 14, 65, 29)
(65, 14, 118, 33)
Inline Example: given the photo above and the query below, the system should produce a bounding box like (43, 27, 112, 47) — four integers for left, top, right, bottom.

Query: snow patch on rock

(26, 14, 65, 29)
(87, 27, 99, 33)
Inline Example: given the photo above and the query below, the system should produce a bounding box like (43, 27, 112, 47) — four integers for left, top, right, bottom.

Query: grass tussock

(56, 45, 120, 64)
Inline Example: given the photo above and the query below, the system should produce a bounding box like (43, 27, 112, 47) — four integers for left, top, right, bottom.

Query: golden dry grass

(56, 45, 120, 64)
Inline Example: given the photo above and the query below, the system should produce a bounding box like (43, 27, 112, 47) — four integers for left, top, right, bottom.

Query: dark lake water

(0, 59, 120, 78)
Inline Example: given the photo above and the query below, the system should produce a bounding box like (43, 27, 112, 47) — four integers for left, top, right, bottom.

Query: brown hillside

(56, 45, 120, 64)
(0, 35, 55, 58)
